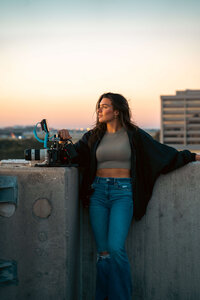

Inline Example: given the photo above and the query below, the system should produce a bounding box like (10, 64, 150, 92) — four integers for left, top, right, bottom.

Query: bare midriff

(96, 168, 131, 178)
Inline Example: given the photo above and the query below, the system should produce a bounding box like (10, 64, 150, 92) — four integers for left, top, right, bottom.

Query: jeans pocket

(116, 182, 132, 192)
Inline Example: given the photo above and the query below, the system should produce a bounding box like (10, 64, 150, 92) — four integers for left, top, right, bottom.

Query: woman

(59, 92, 200, 300)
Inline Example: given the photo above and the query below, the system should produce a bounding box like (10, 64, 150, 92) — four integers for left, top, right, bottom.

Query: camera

(24, 119, 78, 167)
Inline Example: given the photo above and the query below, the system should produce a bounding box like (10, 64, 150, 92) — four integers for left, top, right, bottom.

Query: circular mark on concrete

(35, 248, 43, 256)
(33, 198, 52, 219)
(34, 247, 48, 257)
(38, 231, 48, 242)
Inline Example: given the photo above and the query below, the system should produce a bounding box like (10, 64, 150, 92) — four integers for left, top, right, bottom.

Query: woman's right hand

(58, 129, 72, 140)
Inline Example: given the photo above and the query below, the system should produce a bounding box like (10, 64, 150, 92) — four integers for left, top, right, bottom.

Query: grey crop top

(96, 127, 131, 169)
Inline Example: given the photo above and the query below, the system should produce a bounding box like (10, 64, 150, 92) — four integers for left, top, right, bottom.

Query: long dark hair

(91, 92, 137, 140)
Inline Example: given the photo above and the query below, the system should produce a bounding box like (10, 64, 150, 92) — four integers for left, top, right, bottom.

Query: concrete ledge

(81, 162, 200, 300)
(1, 162, 200, 299)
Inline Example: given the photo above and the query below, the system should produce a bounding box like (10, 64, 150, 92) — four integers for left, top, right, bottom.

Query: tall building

(160, 90, 200, 150)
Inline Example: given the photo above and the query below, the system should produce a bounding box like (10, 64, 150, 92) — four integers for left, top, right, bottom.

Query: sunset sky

(0, 0, 200, 129)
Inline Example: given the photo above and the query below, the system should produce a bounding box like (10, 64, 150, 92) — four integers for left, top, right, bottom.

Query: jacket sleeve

(138, 128, 196, 176)
(72, 130, 92, 167)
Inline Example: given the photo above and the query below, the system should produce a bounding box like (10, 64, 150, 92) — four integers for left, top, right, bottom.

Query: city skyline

(1, 0, 200, 129)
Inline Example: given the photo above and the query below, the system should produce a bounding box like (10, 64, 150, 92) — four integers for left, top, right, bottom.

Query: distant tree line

(0, 126, 36, 136)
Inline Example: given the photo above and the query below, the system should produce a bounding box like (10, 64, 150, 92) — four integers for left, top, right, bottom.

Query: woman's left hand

(195, 154, 200, 161)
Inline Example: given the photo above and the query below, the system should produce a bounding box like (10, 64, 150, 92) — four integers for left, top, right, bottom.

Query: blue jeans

(89, 176, 134, 300)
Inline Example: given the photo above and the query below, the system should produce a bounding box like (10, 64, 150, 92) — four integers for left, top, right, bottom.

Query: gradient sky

(0, 0, 200, 129)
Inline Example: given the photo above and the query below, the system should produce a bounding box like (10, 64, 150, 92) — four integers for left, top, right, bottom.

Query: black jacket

(74, 126, 196, 221)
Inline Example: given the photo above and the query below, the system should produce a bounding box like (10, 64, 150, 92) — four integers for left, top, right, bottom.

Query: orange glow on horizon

(1, 22, 200, 129)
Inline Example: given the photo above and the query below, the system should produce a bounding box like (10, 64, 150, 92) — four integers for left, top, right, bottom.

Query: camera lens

(24, 149, 47, 161)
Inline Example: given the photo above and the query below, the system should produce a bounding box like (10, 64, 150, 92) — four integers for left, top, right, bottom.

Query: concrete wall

(0, 165, 80, 300)
(81, 162, 200, 300)
(128, 162, 200, 300)
(1, 162, 200, 299)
